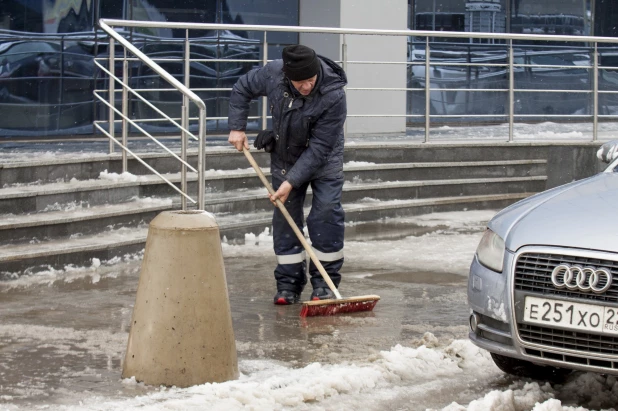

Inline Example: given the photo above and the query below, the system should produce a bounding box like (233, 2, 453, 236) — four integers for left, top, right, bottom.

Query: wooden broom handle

(243, 147, 342, 299)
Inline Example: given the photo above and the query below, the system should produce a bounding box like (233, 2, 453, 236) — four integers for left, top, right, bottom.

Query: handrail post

(593, 41, 599, 142)
(261, 31, 268, 130)
(108, 36, 115, 154)
(509, 39, 514, 142)
(121, 47, 128, 172)
(342, 34, 348, 139)
(182, 30, 190, 210)
(198, 109, 206, 211)
(424, 37, 430, 143)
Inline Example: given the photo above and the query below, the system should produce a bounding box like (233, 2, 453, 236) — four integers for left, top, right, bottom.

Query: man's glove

(254, 130, 275, 153)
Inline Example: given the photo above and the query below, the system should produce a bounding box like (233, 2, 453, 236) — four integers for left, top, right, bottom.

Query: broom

(243, 147, 380, 317)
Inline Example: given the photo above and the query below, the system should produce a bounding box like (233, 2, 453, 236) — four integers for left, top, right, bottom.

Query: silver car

(467, 141, 618, 379)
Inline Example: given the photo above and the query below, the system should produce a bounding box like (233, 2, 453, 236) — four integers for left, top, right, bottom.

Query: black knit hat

(282, 45, 320, 81)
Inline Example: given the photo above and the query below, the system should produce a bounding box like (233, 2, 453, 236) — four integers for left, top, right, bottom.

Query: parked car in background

(467, 140, 618, 379)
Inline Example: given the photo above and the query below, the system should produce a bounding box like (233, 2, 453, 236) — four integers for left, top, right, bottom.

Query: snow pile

(514, 130, 585, 140)
(0, 253, 142, 288)
(439, 382, 555, 411)
(42, 200, 89, 212)
(597, 140, 618, 163)
(98, 169, 145, 182)
(440, 372, 618, 411)
(52, 337, 496, 411)
(556, 373, 618, 410)
(241, 227, 274, 246)
(344, 161, 376, 167)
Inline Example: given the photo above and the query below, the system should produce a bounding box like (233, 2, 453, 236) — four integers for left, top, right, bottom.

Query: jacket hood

(488, 172, 618, 253)
(317, 55, 347, 94)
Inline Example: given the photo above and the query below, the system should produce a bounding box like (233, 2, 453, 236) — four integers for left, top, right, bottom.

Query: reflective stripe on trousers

(310, 246, 344, 262)
(276, 251, 306, 265)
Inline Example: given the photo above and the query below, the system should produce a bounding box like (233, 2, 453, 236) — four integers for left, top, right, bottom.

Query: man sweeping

(228, 44, 348, 305)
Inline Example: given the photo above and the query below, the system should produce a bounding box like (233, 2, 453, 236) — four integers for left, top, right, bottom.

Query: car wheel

(490, 353, 571, 381)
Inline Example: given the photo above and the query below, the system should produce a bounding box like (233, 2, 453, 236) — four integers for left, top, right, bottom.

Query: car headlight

(476, 229, 505, 273)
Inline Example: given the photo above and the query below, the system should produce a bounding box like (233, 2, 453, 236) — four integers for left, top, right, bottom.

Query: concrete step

(0, 141, 557, 186)
(342, 175, 546, 202)
(0, 169, 265, 214)
(343, 142, 551, 164)
(0, 192, 533, 276)
(0, 211, 274, 277)
(0, 198, 175, 246)
(0, 160, 546, 214)
(0, 176, 545, 245)
(345, 159, 547, 182)
(0, 148, 271, 186)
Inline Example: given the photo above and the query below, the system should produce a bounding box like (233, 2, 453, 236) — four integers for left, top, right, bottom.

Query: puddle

(365, 270, 466, 285)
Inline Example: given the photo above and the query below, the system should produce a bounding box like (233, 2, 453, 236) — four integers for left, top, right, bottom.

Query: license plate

(524, 296, 618, 335)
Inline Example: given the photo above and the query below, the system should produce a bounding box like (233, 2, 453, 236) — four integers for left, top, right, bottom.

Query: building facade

(0, 0, 613, 138)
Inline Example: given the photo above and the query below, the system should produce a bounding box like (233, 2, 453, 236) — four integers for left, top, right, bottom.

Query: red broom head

(300, 298, 379, 318)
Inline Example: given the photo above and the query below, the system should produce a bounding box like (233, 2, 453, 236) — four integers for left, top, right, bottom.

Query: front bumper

(467, 248, 618, 376)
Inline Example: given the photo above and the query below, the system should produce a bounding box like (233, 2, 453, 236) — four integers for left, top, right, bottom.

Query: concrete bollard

(122, 210, 238, 387)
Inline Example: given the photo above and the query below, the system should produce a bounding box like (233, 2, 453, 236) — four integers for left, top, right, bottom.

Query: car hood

(488, 172, 618, 253)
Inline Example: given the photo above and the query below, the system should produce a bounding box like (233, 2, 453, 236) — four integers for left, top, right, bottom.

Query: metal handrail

(87, 18, 613, 143)
(97, 20, 206, 210)
(99, 20, 618, 43)
(95, 19, 618, 206)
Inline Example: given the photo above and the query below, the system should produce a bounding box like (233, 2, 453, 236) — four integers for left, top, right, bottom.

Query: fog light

(469, 313, 480, 333)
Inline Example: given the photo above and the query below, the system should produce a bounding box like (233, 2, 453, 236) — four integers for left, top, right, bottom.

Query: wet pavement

(2, 210, 617, 410)
(0, 211, 481, 409)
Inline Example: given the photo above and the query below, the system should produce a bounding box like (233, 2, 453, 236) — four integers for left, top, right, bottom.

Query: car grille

(524, 348, 618, 371)
(514, 252, 618, 304)
(518, 323, 618, 356)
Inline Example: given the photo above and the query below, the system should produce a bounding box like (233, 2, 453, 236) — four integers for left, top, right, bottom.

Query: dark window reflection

(1, 0, 44, 32)
(406, 0, 603, 125)
(0, 0, 299, 138)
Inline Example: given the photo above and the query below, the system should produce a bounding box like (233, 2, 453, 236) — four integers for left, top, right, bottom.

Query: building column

(300, 0, 408, 135)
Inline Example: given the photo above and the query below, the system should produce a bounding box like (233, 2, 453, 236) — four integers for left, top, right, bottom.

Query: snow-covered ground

(0, 211, 617, 410)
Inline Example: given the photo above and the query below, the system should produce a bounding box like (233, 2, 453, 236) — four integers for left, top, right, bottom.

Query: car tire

(490, 353, 571, 381)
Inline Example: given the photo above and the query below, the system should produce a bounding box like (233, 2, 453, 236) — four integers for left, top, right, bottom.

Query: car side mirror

(597, 140, 618, 163)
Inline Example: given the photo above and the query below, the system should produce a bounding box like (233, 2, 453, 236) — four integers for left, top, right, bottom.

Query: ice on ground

(223, 211, 489, 275)
(344, 231, 481, 275)
(401, 210, 496, 230)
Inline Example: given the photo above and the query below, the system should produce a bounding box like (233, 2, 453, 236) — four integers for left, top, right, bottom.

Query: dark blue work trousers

(272, 175, 345, 294)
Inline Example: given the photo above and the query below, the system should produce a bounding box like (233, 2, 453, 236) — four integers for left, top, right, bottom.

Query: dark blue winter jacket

(228, 56, 347, 188)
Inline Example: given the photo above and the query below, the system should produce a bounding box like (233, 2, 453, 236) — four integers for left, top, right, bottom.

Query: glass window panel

(511, 0, 591, 37)
(99, 0, 126, 19)
(44, 0, 95, 33)
(594, 0, 618, 37)
(1, 0, 44, 32)
(223, 0, 298, 44)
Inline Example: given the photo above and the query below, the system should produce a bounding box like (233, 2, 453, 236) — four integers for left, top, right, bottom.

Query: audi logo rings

(551, 264, 613, 294)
